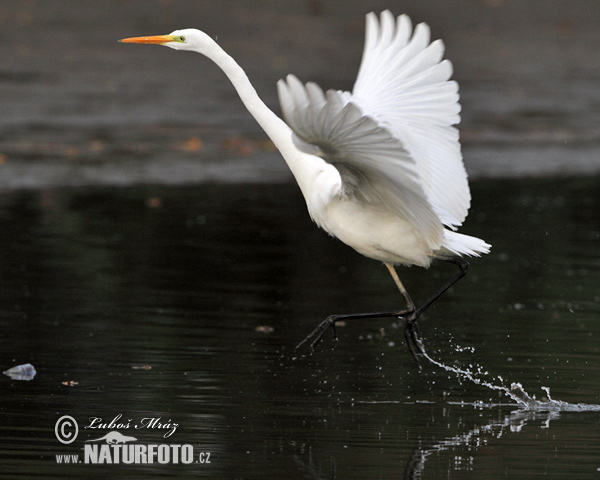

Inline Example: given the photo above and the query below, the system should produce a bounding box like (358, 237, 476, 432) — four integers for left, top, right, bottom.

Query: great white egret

(120, 11, 490, 358)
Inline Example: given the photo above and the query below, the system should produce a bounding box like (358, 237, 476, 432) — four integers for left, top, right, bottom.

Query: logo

(53, 414, 212, 466)
(55, 415, 79, 444)
(85, 431, 137, 444)
(84, 414, 178, 438)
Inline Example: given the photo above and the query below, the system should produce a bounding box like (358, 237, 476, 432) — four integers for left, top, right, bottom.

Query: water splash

(419, 347, 600, 412)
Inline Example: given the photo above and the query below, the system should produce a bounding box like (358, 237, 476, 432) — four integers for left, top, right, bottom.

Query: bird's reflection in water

(289, 337, 600, 479)
(289, 404, 582, 480)
(402, 408, 563, 480)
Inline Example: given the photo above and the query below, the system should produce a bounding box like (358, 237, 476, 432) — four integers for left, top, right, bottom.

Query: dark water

(0, 176, 599, 478)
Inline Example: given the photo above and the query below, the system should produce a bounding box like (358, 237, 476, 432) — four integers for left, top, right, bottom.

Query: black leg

(295, 257, 470, 359)
(404, 257, 469, 359)
(295, 262, 415, 351)
(295, 307, 415, 352)
(413, 257, 469, 318)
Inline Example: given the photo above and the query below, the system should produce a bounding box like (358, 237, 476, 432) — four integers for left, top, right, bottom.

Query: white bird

(120, 11, 490, 358)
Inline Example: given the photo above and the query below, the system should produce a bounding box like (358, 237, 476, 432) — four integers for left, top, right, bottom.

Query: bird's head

(120, 28, 215, 53)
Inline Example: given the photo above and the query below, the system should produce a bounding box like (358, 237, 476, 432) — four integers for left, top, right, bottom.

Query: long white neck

(199, 42, 320, 193)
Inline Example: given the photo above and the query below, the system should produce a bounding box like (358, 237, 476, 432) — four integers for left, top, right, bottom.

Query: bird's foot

(404, 317, 426, 366)
(295, 315, 341, 352)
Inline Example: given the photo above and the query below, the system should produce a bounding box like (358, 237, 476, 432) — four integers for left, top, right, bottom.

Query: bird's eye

(178, 36, 185, 42)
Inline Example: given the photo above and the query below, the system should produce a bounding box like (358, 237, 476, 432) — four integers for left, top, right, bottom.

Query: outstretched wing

(277, 74, 443, 247)
(353, 11, 470, 228)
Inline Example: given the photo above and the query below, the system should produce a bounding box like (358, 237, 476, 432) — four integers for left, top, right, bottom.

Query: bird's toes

(296, 318, 338, 352)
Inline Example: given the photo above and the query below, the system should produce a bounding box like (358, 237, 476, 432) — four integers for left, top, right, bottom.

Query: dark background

(1, 0, 599, 189)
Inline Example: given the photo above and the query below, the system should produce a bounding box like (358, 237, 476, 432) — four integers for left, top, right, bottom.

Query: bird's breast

(314, 196, 434, 268)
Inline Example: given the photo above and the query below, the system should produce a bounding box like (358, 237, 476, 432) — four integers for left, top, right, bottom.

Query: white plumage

(121, 11, 490, 356)
(276, 11, 489, 266)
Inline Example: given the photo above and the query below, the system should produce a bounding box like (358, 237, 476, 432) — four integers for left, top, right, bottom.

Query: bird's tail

(440, 230, 491, 257)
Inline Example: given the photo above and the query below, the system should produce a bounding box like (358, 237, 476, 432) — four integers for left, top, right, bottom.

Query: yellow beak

(119, 35, 177, 45)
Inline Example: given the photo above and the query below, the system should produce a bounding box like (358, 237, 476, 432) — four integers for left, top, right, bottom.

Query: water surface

(0, 177, 599, 478)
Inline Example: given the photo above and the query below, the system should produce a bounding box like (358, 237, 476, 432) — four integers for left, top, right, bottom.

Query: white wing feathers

(277, 75, 443, 247)
(277, 11, 470, 247)
(353, 11, 470, 228)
